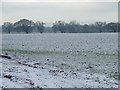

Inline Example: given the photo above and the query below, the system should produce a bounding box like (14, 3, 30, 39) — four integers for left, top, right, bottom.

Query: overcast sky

(1, 0, 119, 24)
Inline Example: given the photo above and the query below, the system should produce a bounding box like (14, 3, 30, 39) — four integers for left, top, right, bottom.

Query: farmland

(1, 33, 118, 88)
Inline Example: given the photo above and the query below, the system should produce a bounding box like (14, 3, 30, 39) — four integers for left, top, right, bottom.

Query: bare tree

(2, 22, 13, 33)
(35, 21, 45, 33)
(14, 19, 34, 34)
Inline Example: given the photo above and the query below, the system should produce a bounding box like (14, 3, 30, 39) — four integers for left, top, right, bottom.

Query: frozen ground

(1, 33, 119, 88)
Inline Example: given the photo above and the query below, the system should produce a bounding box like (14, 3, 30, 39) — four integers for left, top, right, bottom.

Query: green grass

(2, 48, 118, 57)
(2, 48, 71, 56)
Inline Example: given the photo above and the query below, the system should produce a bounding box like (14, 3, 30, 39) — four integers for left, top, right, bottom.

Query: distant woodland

(2, 19, 120, 33)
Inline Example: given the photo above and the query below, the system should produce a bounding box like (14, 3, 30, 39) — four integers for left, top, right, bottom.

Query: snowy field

(1, 33, 119, 88)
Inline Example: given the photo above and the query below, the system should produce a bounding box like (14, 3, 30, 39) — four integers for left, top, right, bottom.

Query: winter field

(1, 33, 119, 88)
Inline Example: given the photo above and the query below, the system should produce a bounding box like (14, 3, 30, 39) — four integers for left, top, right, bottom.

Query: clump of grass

(109, 72, 119, 80)
(59, 63, 71, 70)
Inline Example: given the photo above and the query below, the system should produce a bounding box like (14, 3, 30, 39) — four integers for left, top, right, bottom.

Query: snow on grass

(1, 33, 118, 88)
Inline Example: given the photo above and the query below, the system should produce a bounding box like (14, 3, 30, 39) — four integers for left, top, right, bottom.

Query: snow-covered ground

(1, 33, 119, 88)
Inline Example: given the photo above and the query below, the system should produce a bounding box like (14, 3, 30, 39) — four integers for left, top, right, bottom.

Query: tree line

(2, 19, 120, 33)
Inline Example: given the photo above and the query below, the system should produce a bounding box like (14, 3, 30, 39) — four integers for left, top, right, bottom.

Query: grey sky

(1, 1, 118, 24)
